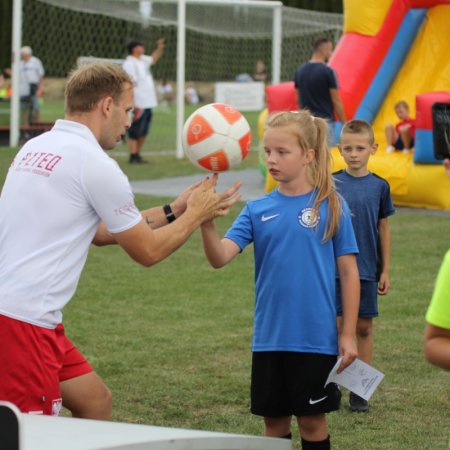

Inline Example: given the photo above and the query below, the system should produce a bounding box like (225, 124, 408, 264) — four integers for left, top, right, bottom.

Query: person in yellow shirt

(424, 158, 450, 371)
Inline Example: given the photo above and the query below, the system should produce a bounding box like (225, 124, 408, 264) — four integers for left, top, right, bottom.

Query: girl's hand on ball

(171, 180, 203, 217)
(214, 181, 242, 218)
(187, 177, 241, 221)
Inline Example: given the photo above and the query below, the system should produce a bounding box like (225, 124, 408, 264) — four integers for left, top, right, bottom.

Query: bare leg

(385, 124, 398, 146)
(400, 128, 413, 150)
(137, 136, 146, 153)
(356, 317, 373, 364)
(263, 416, 292, 437)
(297, 414, 328, 442)
(348, 317, 372, 412)
(128, 138, 139, 156)
(60, 372, 112, 420)
(128, 137, 147, 163)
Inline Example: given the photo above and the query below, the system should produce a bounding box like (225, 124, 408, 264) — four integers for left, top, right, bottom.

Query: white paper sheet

(325, 358, 385, 401)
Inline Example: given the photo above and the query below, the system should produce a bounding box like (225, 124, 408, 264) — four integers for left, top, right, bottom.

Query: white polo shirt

(123, 55, 157, 109)
(0, 120, 142, 328)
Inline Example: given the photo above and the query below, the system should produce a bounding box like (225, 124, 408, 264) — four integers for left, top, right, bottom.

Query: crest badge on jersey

(298, 207, 319, 228)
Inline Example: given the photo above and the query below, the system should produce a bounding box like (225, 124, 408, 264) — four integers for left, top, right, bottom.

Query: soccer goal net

(14, 0, 343, 154)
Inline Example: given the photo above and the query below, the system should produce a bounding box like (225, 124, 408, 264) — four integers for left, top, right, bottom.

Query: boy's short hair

(313, 36, 332, 52)
(340, 119, 375, 145)
(394, 100, 409, 110)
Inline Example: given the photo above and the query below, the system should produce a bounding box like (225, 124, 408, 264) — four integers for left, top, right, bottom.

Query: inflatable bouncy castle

(264, 0, 450, 210)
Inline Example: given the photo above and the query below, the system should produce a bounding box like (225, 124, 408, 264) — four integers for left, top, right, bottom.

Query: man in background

(294, 36, 346, 146)
(123, 38, 165, 164)
(6, 46, 45, 125)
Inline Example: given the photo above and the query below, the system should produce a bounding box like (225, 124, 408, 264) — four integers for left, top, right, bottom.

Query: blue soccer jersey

(224, 189, 358, 355)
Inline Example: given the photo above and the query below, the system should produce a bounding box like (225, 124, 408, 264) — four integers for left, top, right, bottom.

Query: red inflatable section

(329, 0, 408, 119)
(265, 82, 298, 113)
(411, 0, 450, 5)
(416, 91, 450, 130)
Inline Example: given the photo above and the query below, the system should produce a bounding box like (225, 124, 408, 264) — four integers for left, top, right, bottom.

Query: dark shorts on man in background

(127, 108, 152, 140)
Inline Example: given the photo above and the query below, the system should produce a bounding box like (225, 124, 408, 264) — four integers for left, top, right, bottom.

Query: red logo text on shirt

(114, 202, 138, 216)
(15, 152, 62, 177)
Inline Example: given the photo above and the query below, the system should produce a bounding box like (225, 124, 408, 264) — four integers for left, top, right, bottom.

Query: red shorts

(0, 314, 93, 415)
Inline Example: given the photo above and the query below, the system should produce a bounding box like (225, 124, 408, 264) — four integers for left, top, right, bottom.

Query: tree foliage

(282, 0, 343, 13)
(0, 0, 12, 73)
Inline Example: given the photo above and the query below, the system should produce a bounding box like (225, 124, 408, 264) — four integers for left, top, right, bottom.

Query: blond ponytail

(308, 116, 341, 241)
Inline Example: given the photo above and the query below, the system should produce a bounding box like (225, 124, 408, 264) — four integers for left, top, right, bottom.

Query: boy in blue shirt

(334, 119, 395, 412)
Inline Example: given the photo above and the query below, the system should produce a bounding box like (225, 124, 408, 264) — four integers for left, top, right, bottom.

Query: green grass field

(0, 105, 449, 449)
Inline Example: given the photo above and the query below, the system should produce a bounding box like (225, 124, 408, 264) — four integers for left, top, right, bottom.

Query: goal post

(171, 0, 283, 159)
(9, 0, 23, 147)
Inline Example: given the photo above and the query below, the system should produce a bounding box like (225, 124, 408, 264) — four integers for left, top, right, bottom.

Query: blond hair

(341, 119, 375, 145)
(394, 100, 409, 110)
(65, 61, 133, 115)
(265, 110, 342, 241)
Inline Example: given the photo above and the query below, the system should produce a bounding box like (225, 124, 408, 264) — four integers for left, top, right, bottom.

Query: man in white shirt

(20, 46, 45, 124)
(0, 61, 241, 419)
(123, 39, 164, 164)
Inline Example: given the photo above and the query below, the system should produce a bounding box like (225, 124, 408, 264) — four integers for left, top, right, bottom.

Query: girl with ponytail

(201, 110, 360, 450)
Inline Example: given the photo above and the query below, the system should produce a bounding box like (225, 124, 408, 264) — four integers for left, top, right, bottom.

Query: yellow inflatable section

(343, 0, 392, 36)
(263, 4, 450, 210)
(373, 5, 450, 139)
(370, 5, 450, 209)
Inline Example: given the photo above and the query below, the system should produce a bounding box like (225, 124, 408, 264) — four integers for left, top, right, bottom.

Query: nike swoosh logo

(261, 214, 280, 222)
(309, 396, 328, 405)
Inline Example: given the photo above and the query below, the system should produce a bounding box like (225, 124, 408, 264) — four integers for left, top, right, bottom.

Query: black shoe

(135, 154, 148, 164)
(349, 392, 369, 412)
(129, 154, 148, 164)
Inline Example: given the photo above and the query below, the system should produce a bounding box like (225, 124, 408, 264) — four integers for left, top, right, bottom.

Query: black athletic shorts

(251, 351, 341, 417)
(128, 108, 153, 139)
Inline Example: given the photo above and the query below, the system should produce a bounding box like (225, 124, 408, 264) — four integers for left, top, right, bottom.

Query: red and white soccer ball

(182, 103, 252, 172)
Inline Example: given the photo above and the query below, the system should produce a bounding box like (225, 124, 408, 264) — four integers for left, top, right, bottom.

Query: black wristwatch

(163, 204, 176, 223)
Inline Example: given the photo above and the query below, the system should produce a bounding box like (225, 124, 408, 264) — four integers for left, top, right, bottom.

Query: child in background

(334, 119, 395, 412)
(424, 158, 450, 372)
(156, 78, 174, 106)
(385, 100, 416, 154)
(201, 110, 360, 450)
(253, 60, 267, 82)
(184, 82, 199, 105)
